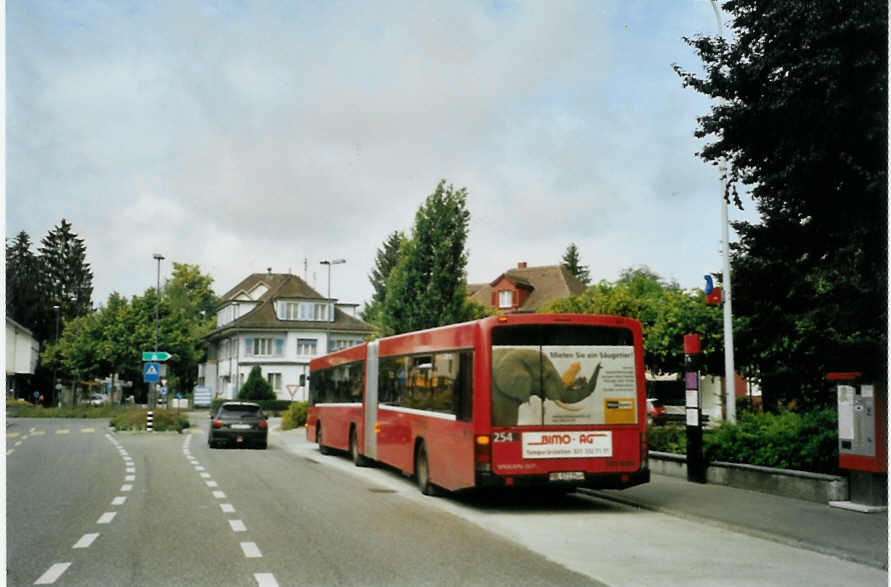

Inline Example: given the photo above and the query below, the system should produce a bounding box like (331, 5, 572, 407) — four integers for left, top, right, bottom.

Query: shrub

(647, 425, 687, 454)
(110, 409, 190, 432)
(238, 365, 275, 400)
(281, 402, 308, 430)
(703, 408, 838, 474)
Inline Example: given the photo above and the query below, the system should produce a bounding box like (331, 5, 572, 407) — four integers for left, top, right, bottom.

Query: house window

(283, 302, 300, 320)
(253, 338, 273, 356)
(267, 373, 281, 394)
(332, 339, 360, 351)
(314, 303, 328, 321)
(297, 338, 317, 356)
(498, 290, 514, 309)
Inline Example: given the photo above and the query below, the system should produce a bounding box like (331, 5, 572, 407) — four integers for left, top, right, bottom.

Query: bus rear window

(491, 324, 637, 427)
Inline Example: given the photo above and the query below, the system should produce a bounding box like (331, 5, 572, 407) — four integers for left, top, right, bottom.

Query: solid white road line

(229, 519, 247, 532)
(73, 533, 99, 549)
(220, 503, 236, 513)
(240, 542, 262, 558)
(254, 573, 280, 587)
(97, 512, 117, 524)
(112, 497, 127, 506)
(34, 562, 71, 584)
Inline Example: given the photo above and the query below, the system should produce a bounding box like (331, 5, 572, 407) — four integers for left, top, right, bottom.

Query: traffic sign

(142, 351, 172, 362)
(160, 387, 167, 396)
(144, 362, 161, 383)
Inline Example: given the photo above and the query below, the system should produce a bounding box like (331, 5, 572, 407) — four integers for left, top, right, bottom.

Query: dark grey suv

(208, 402, 268, 449)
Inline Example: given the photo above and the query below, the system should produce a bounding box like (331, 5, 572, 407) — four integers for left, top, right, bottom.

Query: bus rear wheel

(350, 428, 370, 467)
(317, 423, 332, 455)
(415, 442, 439, 496)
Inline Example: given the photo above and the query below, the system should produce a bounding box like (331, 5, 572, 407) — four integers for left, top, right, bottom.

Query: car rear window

(221, 405, 261, 415)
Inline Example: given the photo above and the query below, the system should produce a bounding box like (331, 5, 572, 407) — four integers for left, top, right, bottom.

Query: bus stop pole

(684, 334, 706, 483)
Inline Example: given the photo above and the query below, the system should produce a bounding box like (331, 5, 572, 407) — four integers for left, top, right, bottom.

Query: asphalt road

(7, 416, 887, 586)
(6, 418, 600, 587)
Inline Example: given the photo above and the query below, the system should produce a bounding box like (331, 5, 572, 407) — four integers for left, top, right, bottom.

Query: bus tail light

(474, 435, 491, 472)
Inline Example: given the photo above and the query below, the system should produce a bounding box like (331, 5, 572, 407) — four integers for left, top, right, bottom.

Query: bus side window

(454, 351, 473, 422)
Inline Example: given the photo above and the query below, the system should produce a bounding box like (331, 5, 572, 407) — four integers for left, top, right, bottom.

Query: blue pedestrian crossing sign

(144, 362, 161, 383)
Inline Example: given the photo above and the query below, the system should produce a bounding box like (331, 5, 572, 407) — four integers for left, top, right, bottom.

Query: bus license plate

(549, 471, 584, 482)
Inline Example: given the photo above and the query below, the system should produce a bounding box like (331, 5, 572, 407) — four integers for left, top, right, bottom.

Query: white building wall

(5, 320, 39, 376)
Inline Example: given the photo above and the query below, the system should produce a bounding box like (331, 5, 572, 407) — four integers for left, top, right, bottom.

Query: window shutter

(244, 338, 253, 356)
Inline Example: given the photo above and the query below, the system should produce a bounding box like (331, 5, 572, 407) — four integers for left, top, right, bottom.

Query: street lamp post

(52, 304, 60, 406)
(710, 0, 737, 424)
(152, 253, 164, 408)
(319, 258, 345, 352)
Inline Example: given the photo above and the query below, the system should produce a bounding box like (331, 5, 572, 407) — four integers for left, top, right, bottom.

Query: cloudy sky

(7, 1, 758, 309)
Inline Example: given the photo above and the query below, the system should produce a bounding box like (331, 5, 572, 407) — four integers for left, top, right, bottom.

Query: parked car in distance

(88, 393, 109, 406)
(208, 402, 268, 449)
(646, 398, 666, 426)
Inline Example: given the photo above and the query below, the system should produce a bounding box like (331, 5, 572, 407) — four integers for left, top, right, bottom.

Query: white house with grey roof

(197, 270, 373, 402)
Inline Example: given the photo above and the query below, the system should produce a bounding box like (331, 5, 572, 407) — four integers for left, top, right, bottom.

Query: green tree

(239, 364, 274, 400)
(6, 231, 48, 339)
(39, 219, 94, 325)
(675, 0, 887, 407)
(380, 179, 477, 335)
(360, 231, 404, 327)
(561, 242, 590, 285)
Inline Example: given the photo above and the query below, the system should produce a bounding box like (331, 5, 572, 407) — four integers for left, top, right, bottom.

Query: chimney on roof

(267, 267, 272, 275)
(517, 262, 527, 269)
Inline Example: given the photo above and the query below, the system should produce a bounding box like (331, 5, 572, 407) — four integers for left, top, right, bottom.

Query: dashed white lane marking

(254, 573, 280, 587)
(56, 429, 70, 435)
(73, 533, 99, 549)
(200, 472, 212, 478)
(206, 480, 219, 487)
(121, 484, 133, 492)
(34, 562, 71, 584)
(229, 519, 247, 532)
(220, 503, 236, 513)
(212, 490, 226, 499)
(126, 467, 135, 473)
(14, 441, 22, 447)
(112, 497, 127, 506)
(6, 449, 14, 456)
(194, 466, 205, 471)
(97, 512, 117, 524)
(81, 428, 95, 433)
(240, 542, 262, 558)
(125, 475, 135, 482)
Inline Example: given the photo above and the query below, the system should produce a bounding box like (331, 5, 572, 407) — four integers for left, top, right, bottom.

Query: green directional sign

(142, 351, 172, 362)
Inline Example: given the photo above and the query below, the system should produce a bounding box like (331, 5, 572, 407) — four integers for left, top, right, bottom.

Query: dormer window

(498, 290, 514, 309)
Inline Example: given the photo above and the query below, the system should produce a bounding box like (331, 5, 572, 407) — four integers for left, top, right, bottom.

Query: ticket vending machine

(828, 372, 887, 512)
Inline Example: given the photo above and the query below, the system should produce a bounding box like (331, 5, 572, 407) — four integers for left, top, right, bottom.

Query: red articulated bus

(306, 313, 650, 495)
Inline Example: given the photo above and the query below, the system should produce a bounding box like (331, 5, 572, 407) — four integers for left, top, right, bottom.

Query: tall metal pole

(319, 259, 345, 353)
(711, 0, 736, 424)
(152, 253, 164, 408)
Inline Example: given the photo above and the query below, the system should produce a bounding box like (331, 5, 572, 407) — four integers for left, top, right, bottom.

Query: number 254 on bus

(307, 313, 650, 496)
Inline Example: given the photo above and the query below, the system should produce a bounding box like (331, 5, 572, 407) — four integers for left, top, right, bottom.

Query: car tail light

(258, 420, 268, 429)
(474, 435, 491, 472)
(212, 420, 223, 429)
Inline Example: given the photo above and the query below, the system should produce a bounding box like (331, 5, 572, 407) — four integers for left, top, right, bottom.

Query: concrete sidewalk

(268, 420, 887, 571)
(586, 473, 888, 570)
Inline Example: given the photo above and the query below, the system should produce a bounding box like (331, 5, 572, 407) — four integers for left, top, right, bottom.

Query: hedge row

(647, 408, 839, 474)
(110, 409, 190, 432)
